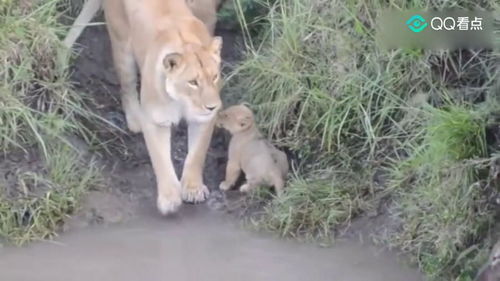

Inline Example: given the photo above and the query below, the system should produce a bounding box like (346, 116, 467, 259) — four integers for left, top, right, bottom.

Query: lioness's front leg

(181, 118, 215, 202)
(141, 120, 182, 215)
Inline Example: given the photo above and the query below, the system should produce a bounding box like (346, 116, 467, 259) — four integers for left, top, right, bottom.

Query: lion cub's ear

(163, 53, 183, 73)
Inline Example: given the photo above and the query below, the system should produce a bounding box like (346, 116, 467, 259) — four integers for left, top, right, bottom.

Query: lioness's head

(163, 36, 223, 122)
(217, 104, 255, 134)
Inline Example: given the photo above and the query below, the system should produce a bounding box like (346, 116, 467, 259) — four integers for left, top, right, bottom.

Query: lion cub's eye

(188, 79, 199, 88)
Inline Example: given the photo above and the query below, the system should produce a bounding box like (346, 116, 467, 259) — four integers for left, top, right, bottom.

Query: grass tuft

(250, 169, 369, 243)
(0, 144, 99, 245)
(388, 104, 494, 280)
(0, 0, 103, 244)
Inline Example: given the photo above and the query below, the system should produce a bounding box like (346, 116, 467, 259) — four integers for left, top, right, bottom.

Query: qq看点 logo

(406, 14, 428, 32)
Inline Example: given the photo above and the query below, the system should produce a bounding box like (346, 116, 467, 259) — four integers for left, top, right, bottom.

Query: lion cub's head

(162, 36, 223, 122)
(217, 104, 255, 134)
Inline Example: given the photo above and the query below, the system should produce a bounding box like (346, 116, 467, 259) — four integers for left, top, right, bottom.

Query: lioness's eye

(188, 79, 198, 87)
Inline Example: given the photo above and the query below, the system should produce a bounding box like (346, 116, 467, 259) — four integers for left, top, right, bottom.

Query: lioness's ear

(163, 53, 183, 73)
(210, 36, 223, 57)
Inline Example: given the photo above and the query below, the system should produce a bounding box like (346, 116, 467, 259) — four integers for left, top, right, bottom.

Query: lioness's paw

(219, 181, 232, 191)
(157, 188, 182, 215)
(181, 182, 210, 203)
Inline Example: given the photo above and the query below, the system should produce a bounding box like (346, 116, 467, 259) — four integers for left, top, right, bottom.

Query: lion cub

(217, 104, 288, 195)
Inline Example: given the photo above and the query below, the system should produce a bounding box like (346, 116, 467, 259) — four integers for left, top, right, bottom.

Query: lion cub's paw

(239, 183, 253, 193)
(219, 181, 232, 191)
(181, 183, 210, 203)
(157, 188, 182, 215)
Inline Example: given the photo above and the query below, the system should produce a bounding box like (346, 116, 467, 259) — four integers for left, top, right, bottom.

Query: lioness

(217, 104, 289, 195)
(474, 240, 500, 281)
(103, 0, 223, 215)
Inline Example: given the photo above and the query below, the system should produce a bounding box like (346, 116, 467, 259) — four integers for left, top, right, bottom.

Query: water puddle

(0, 205, 423, 281)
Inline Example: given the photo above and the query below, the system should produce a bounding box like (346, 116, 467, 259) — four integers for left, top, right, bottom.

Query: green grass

(389, 160, 495, 281)
(389, 104, 494, 280)
(402, 103, 487, 168)
(0, 0, 101, 245)
(249, 169, 370, 243)
(0, 0, 96, 152)
(0, 144, 99, 245)
(231, 0, 500, 279)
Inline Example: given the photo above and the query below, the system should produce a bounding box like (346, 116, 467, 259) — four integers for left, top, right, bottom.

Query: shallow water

(0, 205, 423, 281)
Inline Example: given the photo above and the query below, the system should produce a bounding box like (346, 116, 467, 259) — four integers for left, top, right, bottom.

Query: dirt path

(0, 205, 423, 281)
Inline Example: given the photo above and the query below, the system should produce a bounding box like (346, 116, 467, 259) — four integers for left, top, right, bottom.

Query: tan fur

(217, 104, 288, 195)
(63, 0, 223, 49)
(103, 0, 223, 215)
(474, 240, 500, 281)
